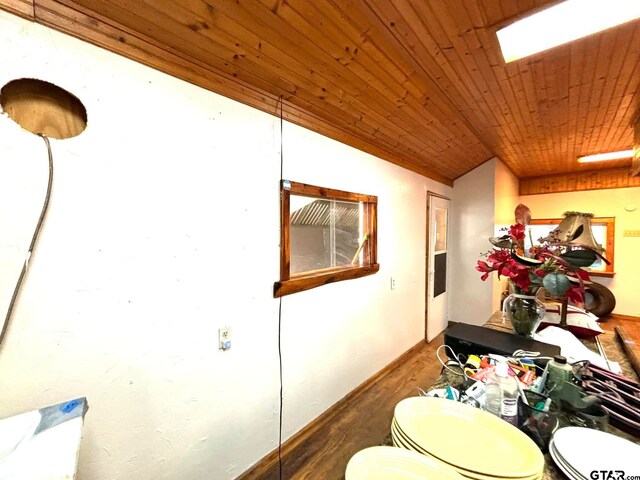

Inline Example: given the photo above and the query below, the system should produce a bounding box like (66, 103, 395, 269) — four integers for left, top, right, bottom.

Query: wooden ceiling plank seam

(207, 0, 476, 162)
(33, 0, 454, 184)
(397, 20, 491, 128)
(583, 31, 618, 155)
(274, 0, 421, 105)
(239, 0, 467, 150)
(591, 26, 635, 155)
(405, 0, 512, 173)
(566, 39, 587, 174)
(462, 1, 535, 172)
(452, 2, 535, 173)
(369, 0, 485, 122)
(441, 2, 512, 125)
(553, 49, 572, 172)
(220, 0, 490, 169)
(491, 64, 541, 175)
(566, 36, 597, 171)
(533, 47, 564, 171)
(589, 28, 628, 153)
(602, 59, 640, 149)
(514, 60, 554, 174)
(597, 25, 640, 152)
(472, 2, 552, 174)
(531, 59, 556, 171)
(503, 66, 543, 175)
(349, 0, 495, 157)
(416, 0, 504, 130)
(542, 49, 569, 172)
(326, 0, 490, 159)
(424, 0, 520, 156)
(324, 1, 456, 115)
(581, 33, 608, 154)
(390, 0, 503, 154)
(281, 19, 452, 142)
(512, 59, 556, 171)
(291, 0, 443, 112)
(463, 0, 514, 122)
(553, 51, 572, 172)
(602, 88, 638, 151)
(599, 89, 637, 154)
(484, 0, 508, 26)
(575, 33, 605, 158)
(539, 54, 564, 172)
(256, 0, 470, 157)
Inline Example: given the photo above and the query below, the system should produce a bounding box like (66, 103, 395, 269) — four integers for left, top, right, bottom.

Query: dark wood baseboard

(237, 339, 427, 479)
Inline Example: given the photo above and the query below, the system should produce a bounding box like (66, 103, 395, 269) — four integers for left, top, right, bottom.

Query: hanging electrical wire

(277, 95, 284, 480)
(0, 134, 54, 350)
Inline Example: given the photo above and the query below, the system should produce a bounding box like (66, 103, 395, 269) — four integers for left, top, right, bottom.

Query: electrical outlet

(623, 230, 640, 237)
(219, 326, 231, 351)
(390, 277, 396, 290)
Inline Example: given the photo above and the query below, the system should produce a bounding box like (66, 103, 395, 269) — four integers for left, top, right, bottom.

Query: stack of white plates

(391, 397, 544, 480)
(345, 446, 466, 480)
(550, 427, 640, 480)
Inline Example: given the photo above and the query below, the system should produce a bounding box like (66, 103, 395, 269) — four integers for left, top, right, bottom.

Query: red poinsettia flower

(499, 260, 531, 291)
(571, 269, 592, 282)
(477, 210, 602, 305)
(487, 249, 510, 271)
(509, 223, 526, 242)
(475, 260, 491, 281)
(567, 285, 584, 303)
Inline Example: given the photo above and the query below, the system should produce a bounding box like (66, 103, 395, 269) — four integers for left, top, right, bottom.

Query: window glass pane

(526, 223, 608, 271)
(587, 225, 606, 271)
(290, 195, 361, 275)
(434, 207, 447, 251)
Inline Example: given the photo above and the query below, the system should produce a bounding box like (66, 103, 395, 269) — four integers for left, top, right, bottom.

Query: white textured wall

(449, 159, 497, 325)
(0, 11, 450, 479)
(522, 188, 640, 317)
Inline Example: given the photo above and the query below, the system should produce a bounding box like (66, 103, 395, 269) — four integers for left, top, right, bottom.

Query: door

(426, 193, 450, 342)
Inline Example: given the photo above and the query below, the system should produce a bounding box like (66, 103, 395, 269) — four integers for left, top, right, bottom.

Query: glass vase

(503, 292, 546, 338)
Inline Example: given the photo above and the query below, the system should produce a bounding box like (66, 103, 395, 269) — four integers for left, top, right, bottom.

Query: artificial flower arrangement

(476, 204, 609, 337)
(475, 205, 608, 336)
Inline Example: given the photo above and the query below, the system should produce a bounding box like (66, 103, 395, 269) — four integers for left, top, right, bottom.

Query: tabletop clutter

(345, 333, 640, 480)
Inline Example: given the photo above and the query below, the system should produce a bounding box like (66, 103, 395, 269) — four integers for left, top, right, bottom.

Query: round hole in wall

(0, 78, 87, 139)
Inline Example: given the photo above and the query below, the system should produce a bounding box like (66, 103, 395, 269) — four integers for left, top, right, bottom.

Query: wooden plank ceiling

(2, 0, 639, 186)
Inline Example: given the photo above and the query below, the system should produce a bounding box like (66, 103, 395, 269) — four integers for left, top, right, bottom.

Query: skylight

(497, 0, 640, 63)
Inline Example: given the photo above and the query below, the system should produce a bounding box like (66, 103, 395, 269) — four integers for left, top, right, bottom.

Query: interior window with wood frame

(529, 217, 615, 277)
(274, 181, 379, 297)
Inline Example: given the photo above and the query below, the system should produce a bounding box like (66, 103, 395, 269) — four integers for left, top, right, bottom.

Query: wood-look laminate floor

(259, 335, 445, 480)
(255, 315, 639, 480)
(600, 314, 640, 342)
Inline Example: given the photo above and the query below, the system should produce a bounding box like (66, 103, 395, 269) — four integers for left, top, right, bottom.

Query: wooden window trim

(274, 180, 379, 297)
(530, 217, 615, 276)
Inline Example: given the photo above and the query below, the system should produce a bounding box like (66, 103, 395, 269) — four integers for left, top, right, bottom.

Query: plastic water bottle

(485, 362, 519, 426)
